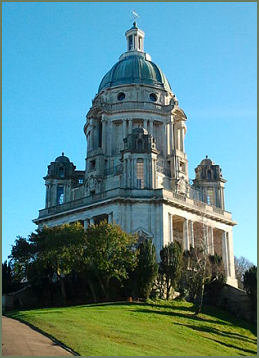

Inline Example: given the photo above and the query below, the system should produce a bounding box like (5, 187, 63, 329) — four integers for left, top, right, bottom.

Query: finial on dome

(125, 13, 144, 52)
(206, 155, 208, 159)
(62, 152, 64, 156)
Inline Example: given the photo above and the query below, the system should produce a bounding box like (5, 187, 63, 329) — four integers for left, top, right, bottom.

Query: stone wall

(216, 284, 255, 324)
(2, 286, 38, 312)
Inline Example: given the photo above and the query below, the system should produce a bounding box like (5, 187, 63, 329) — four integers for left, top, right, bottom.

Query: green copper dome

(98, 54, 172, 93)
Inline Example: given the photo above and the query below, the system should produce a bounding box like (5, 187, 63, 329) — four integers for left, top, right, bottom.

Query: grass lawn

(6, 300, 257, 356)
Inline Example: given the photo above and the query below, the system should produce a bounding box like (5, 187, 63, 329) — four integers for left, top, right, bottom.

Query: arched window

(207, 170, 212, 180)
(137, 139, 143, 151)
(136, 159, 144, 189)
(59, 166, 65, 178)
(57, 186, 64, 205)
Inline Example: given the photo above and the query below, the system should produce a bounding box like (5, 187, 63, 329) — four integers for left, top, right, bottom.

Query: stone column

(109, 120, 112, 155)
(90, 218, 95, 226)
(45, 184, 49, 208)
(209, 227, 214, 255)
(108, 212, 113, 224)
(123, 119, 127, 139)
(181, 127, 185, 152)
(221, 187, 225, 210)
(153, 158, 157, 188)
(149, 120, 154, 137)
(226, 230, 235, 279)
(149, 159, 152, 189)
(170, 122, 174, 155)
(128, 119, 133, 134)
(84, 219, 89, 230)
(221, 231, 230, 276)
(124, 158, 127, 188)
(143, 119, 148, 130)
(90, 128, 94, 150)
(183, 219, 189, 251)
(204, 225, 210, 253)
(102, 118, 106, 152)
(145, 158, 148, 188)
(132, 158, 135, 188)
(166, 123, 171, 155)
(164, 124, 168, 156)
(168, 213, 173, 243)
(189, 221, 194, 248)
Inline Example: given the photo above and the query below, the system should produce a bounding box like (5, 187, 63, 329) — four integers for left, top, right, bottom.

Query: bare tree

(183, 221, 225, 315)
(234, 256, 253, 289)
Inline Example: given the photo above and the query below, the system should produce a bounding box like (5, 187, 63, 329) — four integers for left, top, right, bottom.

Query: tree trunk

(195, 262, 206, 315)
(195, 280, 205, 314)
(60, 276, 67, 301)
(98, 276, 109, 300)
(88, 279, 97, 303)
(166, 278, 170, 300)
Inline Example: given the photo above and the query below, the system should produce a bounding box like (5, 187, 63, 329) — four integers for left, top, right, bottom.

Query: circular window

(117, 92, 125, 101)
(149, 93, 157, 102)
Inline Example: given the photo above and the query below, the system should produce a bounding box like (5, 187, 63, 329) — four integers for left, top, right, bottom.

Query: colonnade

(83, 212, 113, 229)
(167, 214, 235, 279)
(86, 116, 187, 160)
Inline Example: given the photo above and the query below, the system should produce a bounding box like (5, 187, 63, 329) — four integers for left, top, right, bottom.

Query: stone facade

(33, 22, 238, 287)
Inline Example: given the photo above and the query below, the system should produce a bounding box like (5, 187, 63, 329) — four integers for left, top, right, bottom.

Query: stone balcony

(34, 187, 235, 226)
(93, 101, 173, 115)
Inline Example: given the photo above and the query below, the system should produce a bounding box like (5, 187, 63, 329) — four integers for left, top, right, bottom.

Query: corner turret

(192, 156, 226, 209)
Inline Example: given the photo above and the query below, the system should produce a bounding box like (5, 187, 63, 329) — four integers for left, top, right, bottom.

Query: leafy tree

(243, 265, 257, 312)
(159, 242, 183, 300)
(234, 256, 253, 289)
(29, 222, 86, 300)
(2, 260, 22, 294)
(85, 221, 137, 300)
(9, 236, 34, 282)
(203, 254, 226, 305)
(132, 238, 158, 299)
(9, 223, 87, 303)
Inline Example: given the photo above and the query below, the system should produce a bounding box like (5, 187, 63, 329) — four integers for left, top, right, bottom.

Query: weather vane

(131, 10, 140, 23)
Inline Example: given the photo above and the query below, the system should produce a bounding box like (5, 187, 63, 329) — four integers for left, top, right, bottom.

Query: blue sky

(3, 2, 257, 264)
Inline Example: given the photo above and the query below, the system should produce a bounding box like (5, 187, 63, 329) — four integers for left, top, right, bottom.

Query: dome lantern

(125, 21, 145, 52)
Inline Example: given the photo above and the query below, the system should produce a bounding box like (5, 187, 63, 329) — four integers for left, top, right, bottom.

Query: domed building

(34, 22, 237, 287)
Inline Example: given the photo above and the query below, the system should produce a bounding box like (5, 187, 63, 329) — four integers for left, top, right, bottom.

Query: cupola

(125, 21, 145, 52)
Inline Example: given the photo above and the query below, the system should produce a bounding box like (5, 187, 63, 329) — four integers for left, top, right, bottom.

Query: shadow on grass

(201, 305, 257, 336)
(76, 300, 196, 313)
(173, 321, 257, 348)
(133, 307, 257, 349)
(133, 307, 231, 326)
(207, 337, 257, 356)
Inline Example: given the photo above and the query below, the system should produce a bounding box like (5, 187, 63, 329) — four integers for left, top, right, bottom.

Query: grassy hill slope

(6, 300, 257, 356)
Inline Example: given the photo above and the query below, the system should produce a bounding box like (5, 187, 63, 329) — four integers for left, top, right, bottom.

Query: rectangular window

(90, 160, 96, 171)
(78, 178, 83, 184)
(207, 188, 215, 206)
(179, 161, 185, 173)
(57, 186, 64, 205)
(128, 35, 133, 50)
(136, 159, 144, 189)
(59, 167, 65, 178)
